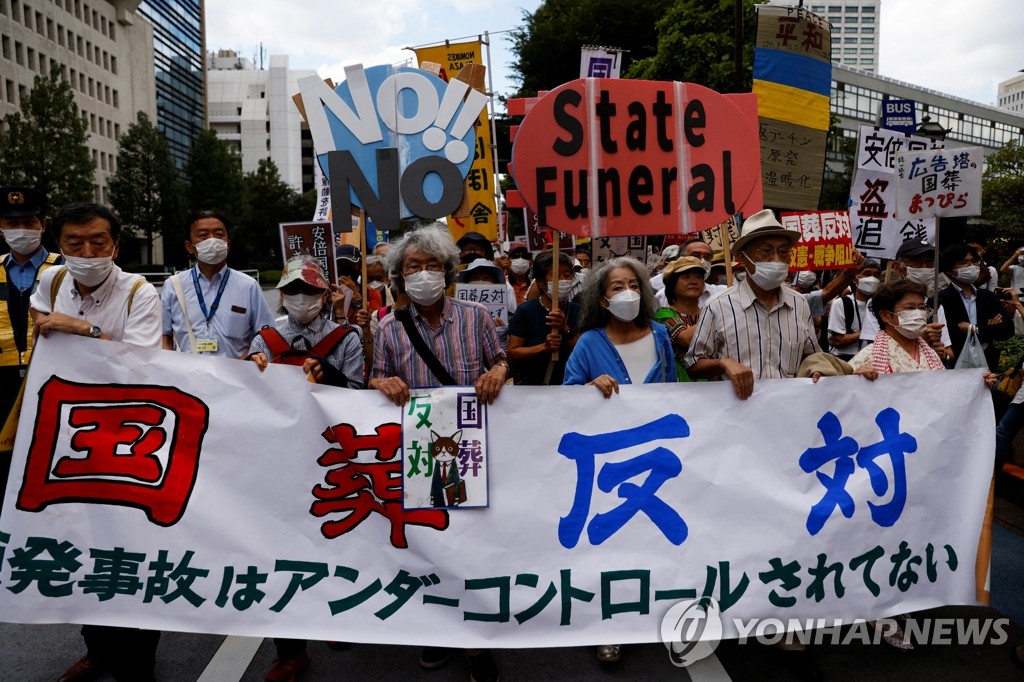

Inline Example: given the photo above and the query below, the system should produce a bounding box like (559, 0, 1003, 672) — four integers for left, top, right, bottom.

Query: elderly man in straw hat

(684, 209, 822, 400)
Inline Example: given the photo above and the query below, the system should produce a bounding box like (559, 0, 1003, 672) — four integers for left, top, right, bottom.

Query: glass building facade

(137, 0, 205, 171)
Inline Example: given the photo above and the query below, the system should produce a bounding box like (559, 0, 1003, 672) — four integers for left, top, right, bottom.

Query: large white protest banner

(0, 335, 992, 647)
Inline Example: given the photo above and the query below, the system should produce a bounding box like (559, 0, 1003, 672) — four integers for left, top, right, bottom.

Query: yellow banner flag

(414, 41, 499, 241)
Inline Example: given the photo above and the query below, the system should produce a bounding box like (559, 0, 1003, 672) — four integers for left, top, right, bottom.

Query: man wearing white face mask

(938, 243, 1013, 371)
(30, 202, 163, 682)
(160, 210, 274, 358)
(370, 224, 506, 682)
(828, 259, 882, 360)
(686, 209, 821, 400)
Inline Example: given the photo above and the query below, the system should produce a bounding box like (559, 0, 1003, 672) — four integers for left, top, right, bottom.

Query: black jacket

(938, 285, 1013, 371)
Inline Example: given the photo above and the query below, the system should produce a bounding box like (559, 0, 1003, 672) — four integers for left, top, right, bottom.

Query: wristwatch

(87, 325, 102, 338)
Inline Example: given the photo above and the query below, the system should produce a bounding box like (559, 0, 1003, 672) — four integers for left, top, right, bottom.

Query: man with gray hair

(369, 224, 506, 681)
(685, 209, 821, 400)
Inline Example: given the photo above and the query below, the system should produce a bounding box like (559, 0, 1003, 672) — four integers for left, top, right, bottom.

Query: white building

(997, 72, 1024, 114)
(0, 0, 157, 202)
(770, 0, 880, 73)
(206, 51, 314, 193)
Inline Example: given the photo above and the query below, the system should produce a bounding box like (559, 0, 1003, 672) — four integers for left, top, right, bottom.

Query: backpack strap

(49, 267, 68, 310)
(310, 324, 356, 357)
(842, 294, 855, 335)
(257, 327, 292, 358)
(126, 279, 146, 317)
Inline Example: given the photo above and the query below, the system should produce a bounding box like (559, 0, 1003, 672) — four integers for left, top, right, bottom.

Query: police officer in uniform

(0, 186, 61, 504)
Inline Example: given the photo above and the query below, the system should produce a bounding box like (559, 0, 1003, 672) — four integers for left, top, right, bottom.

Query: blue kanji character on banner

(558, 415, 690, 549)
(799, 412, 859, 536)
(857, 408, 917, 527)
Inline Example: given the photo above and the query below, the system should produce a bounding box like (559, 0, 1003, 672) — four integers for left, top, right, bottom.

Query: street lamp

(916, 115, 950, 142)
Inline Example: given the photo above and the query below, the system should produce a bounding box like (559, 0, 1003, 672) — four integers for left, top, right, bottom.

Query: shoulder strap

(394, 306, 457, 386)
(257, 327, 292, 358)
(50, 267, 68, 310)
(311, 324, 356, 357)
(169, 273, 198, 351)
(842, 295, 855, 334)
(126, 279, 146, 316)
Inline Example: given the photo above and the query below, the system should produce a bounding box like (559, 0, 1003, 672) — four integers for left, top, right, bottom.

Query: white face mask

(282, 292, 324, 324)
(606, 289, 641, 322)
(857, 276, 880, 295)
(404, 270, 446, 306)
(546, 279, 574, 301)
(745, 259, 790, 290)
(892, 309, 929, 339)
(905, 266, 934, 286)
(510, 258, 530, 275)
(62, 255, 114, 288)
(193, 237, 229, 265)
(954, 265, 980, 284)
(3, 228, 42, 255)
(796, 272, 817, 288)
(368, 280, 386, 291)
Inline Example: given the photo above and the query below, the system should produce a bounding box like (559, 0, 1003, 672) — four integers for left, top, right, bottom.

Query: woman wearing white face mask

(563, 257, 676, 401)
(246, 257, 365, 390)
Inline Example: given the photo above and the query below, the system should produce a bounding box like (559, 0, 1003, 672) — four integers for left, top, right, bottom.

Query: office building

(997, 72, 1024, 114)
(206, 50, 315, 193)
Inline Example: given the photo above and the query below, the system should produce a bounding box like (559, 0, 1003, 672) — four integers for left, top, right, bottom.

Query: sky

(205, 0, 1024, 107)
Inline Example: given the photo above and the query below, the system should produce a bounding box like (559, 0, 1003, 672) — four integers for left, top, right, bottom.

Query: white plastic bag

(954, 325, 986, 370)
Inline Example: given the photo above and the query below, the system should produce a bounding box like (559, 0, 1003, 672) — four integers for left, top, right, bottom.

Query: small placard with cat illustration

(402, 388, 489, 509)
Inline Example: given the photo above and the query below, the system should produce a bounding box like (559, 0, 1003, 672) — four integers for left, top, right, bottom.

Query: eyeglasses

(402, 262, 445, 275)
(747, 247, 792, 261)
(893, 306, 932, 316)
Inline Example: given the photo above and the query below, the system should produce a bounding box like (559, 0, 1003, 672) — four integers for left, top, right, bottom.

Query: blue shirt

(161, 265, 276, 358)
(563, 324, 677, 386)
(4, 248, 49, 292)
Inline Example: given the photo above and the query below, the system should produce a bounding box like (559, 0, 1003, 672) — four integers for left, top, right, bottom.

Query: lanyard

(192, 267, 230, 323)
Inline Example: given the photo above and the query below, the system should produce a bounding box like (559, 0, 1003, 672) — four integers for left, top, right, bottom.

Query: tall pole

(734, 0, 744, 92)
(484, 31, 505, 243)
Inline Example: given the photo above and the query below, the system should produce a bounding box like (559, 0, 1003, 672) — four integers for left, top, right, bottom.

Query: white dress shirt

(30, 264, 161, 348)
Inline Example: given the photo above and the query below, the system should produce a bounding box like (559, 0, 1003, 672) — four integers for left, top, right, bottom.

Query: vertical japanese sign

(781, 210, 855, 272)
(849, 126, 935, 259)
(403, 389, 488, 510)
(753, 5, 831, 210)
(524, 207, 575, 254)
(279, 221, 338, 284)
(895, 147, 983, 219)
(414, 41, 499, 242)
(455, 283, 509, 327)
(579, 46, 622, 79)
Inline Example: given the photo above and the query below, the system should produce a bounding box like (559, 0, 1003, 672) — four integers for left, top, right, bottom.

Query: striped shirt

(248, 313, 365, 389)
(372, 297, 505, 388)
(685, 279, 820, 379)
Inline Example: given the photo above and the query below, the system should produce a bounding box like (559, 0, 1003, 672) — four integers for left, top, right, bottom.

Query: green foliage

(982, 139, 1024, 245)
(626, 0, 759, 92)
(108, 112, 185, 264)
(995, 334, 1024, 373)
(818, 114, 856, 211)
(509, 0, 672, 95)
(184, 129, 245, 219)
(239, 157, 301, 268)
(0, 64, 95, 212)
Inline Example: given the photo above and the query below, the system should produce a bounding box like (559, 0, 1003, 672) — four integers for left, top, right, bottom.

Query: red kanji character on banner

(17, 377, 209, 526)
(311, 423, 449, 548)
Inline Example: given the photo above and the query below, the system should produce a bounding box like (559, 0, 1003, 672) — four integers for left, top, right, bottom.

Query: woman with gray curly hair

(564, 257, 677, 401)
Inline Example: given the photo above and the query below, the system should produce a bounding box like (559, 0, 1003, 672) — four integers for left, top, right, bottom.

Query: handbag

(954, 325, 987, 370)
(995, 354, 1024, 404)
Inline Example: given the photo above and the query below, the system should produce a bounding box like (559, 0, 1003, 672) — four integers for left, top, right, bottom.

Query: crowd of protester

(3, 187, 1024, 680)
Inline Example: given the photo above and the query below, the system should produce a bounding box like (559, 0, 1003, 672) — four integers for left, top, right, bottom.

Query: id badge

(194, 339, 219, 353)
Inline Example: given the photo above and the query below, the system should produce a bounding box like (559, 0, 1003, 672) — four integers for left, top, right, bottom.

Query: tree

(981, 139, 1024, 245)
(0, 64, 95, 211)
(184, 128, 244, 219)
(509, 0, 672, 96)
(625, 0, 759, 92)
(239, 158, 301, 268)
(818, 114, 856, 211)
(108, 112, 185, 264)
